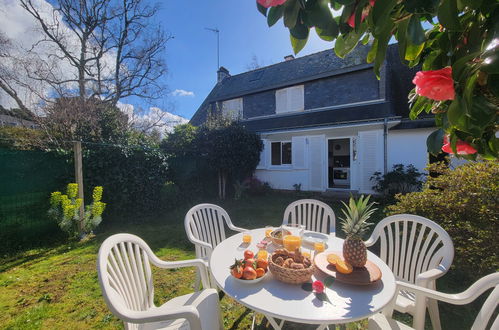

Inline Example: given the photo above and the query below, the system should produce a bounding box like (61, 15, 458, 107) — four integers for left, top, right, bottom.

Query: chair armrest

(121, 305, 202, 330)
(149, 257, 211, 289)
(364, 234, 378, 247)
(187, 236, 213, 253)
(415, 266, 446, 287)
(227, 223, 247, 232)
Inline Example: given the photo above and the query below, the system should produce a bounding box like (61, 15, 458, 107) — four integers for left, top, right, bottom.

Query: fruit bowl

(232, 271, 268, 284)
(269, 229, 291, 246)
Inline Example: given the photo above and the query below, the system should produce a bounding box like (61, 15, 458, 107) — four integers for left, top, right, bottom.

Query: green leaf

(290, 22, 309, 40)
(409, 95, 431, 120)
(267, 5, 285, 27)
(407, 15, 426, 45)
(447, 97, 467, 129)
(257, 2, 268, 17)
(334, 23, 367, 58)
(290, 33, 308, 54)
(422, 50, 441, 70)
(315, 23, 339, 41)
(301, 282, 313, 291)
(437, 0, 462, 31)
(405, 42, 425, 61)
(324, 276, 335, 288)
(372, 0, 397, 28)
(284, 0, 301, 29)
(480, 51, 499, 74)
(426, 128, 444, 155)
(367, 39, 378, 63)
(396, 18, 409, 62)
(373, 21, 393, 78)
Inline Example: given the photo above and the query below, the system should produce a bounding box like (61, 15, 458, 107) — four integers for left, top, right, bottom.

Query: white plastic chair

(184, 203, 247, 289)
(368, 272, 499, 330)
(97, 233, 222, 330)
(282, 199, 336, 235)
(365, 214, 454, 330)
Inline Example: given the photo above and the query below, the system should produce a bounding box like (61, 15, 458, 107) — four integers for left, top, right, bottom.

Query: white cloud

(117, 102, 188, 136)
(171, 89, 194, 97)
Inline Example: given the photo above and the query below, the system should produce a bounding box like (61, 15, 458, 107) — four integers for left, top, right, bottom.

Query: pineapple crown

(340, 195, 377, 238)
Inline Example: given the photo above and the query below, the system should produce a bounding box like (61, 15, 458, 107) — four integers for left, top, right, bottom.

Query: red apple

(243, 266, 257, 280)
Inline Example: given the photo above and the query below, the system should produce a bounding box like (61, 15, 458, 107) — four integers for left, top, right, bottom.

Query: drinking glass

(242, 231, 252, 244)
(265, 226, 274, 238)
(314, 237, 327, 253)
(282, 223, 304, 251)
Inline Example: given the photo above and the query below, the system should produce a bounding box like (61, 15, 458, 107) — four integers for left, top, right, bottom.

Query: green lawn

(0, 192, 477, 329)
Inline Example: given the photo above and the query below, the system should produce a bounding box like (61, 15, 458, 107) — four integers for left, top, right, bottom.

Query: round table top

(209, 228, 396, 325)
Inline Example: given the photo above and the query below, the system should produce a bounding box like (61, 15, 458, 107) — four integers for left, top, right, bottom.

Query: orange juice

(314, 241, 325, 253)
(265, 228, 273, 238)
(257, 249, 268, 260)
(242, 233, 252, 243)
(283, 235, 301, 251)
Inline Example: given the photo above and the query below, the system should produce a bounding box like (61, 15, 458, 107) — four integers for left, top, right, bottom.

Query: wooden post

(73, 141, 84, 236)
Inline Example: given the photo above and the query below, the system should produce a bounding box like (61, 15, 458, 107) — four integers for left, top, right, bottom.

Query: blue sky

(157, 1, 335, 120)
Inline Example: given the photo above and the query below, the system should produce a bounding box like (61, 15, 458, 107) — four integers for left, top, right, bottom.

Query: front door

(308, 135, 326, 191)
(328, 138, 351, 189)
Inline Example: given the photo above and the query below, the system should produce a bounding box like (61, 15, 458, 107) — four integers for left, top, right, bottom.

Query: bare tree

(0, 0, 169, 112)
(246, 54, 265, 71)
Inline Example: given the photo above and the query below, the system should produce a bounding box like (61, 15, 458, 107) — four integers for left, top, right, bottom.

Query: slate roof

(241, 101, 392, 132)
(191, 44, 429, 131)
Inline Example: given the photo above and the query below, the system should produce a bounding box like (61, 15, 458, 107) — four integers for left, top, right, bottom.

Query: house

(190, 45, 435, 193)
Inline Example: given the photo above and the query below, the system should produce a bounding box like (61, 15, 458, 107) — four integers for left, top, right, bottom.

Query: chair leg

(427, 298, 442, 330)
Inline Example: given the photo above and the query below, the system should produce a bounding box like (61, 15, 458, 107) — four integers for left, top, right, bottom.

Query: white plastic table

(209, 228, 397, 329)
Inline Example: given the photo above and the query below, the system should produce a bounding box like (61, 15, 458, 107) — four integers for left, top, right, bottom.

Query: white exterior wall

(254, 124, 386, 194)
(387, 128, 433, 173)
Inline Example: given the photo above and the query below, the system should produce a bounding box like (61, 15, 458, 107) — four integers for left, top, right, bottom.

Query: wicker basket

(269, 253, 315, 284)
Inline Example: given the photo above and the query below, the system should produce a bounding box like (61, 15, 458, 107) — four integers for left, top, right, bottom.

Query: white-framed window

(275, 85, 304, 114)
(221, 98, 243, 120)
(271, 141, 292, 166)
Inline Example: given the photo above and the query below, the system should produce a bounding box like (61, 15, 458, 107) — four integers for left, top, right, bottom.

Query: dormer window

(275, 85, 304, 114)
(221, 98, 243, 120)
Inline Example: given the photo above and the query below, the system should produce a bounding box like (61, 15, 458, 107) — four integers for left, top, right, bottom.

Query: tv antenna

(205, 27, 220, 69)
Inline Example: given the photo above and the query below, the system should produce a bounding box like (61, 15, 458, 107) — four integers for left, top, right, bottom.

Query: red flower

(312, 280, 325, 293)
(347, 0, 376, 28)
(442, 135, 477, 155)
(412, 67, 455, 101)
(257, 0, 288, 8)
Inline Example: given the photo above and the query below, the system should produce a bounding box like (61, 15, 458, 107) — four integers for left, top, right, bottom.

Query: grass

(0, 192, 478, 329)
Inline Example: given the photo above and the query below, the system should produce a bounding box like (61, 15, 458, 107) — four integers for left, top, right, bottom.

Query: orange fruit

(335, 260, 353, 274)
(256, 259, 268, 271)
(255, 268, 265, 278)
(327, 253, 341, 266)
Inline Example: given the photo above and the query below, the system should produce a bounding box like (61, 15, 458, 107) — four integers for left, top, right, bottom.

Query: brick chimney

(284, 55, 295, 61)
(217, 66, 230, 82)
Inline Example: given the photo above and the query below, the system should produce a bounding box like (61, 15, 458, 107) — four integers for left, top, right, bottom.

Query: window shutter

(256, 139, 268, 169)
(222, 98, 243, 120)
(358, 130, 383, 193)
(288, 85, 304, 112)
(292, 136, 307, 169)
(275, 89, 288, 114)
(308, 135, 325, 191)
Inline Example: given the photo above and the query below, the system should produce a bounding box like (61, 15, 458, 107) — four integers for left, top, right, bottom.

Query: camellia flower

(312, 280, 325, 294)
(347, 0, 376, 28)
(412, 67, 455, 101)
(257, 0, 288, 8)
(442, 135, 477, 155)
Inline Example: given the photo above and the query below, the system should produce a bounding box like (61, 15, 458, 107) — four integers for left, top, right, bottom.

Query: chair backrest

(97, 234, 155, 320)
(370, 214, 454, 284)
(282, 199, 336, 234)
(184, 203, 232, 258)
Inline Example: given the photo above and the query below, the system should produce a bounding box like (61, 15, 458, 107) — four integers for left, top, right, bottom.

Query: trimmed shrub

(371, 164, 424, 198)
(387, 161, 499, 280)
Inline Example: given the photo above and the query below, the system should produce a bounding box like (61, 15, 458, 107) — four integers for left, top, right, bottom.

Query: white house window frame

(270, 141, 292, 167)
(275, 85, 304, 114)
(221, 98, 243, 120)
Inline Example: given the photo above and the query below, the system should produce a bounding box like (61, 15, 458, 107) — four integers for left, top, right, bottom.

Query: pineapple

(340, 195, 377, 268)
